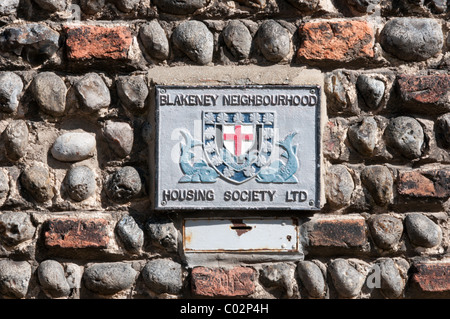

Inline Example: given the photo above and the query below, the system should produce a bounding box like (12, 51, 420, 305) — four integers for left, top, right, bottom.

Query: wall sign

(155, 86, 321, 210)
(183, 218, 299, 252)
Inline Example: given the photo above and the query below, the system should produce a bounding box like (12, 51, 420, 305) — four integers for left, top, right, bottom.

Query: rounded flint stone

(75, 73, 111, 113)
(260, 264, 286, 287)
(51, 132, 96, 162)
(0, 0, 20, 15)
(172, 21, 214, 65)
(356, 75, 385, 110)
(65, 166, 96, 202)
(360, 165, 393, 206)
(348, 117, 378, 156)
(114, 0, 140, 12)
(37, 260, 71, 298)
(146, 216, 178, 252)
(116, 76, 149, 113)
(377, 258, 405, 298)
(380, 18, 443, 62)
(325, 165, 354, 208)
(105, 166, 142, 203)
(0, 23, 60, 65)
(142, 259, 183, 295)
(103, 120, 134, 158)
(83, 262, 137, 295)
(368, 215, 403, 250)
(285, 0, 319, 10)
(347, 0, 380, 13)
(222, 21, 252, 60)
(429, 0, 447, 12)
(65, 263, 82, 290)
(4, 120, 29, 161)
(297, 261, 326, 298)
(260, 263, 295, 297)
(139, 21, 170, 61)
(257, 20, 291, 62)
(32, 72, 67, 117)
(80, 0, 105, 14)
(328, 259, 365, 298)
(0, 212, 35, 247)
(436, 113, 450, 148)
(385, 116, 424, 159)
(0, 171, 9, 202)
(20, 164, 54, 203)
(153, 0, 208, 15)
(116, 215, 144, 253)
(34, 0, 67, 12)
(0, 72, 23, 113)
(0, 260, 31, 298)
(405, 213, 442, 248)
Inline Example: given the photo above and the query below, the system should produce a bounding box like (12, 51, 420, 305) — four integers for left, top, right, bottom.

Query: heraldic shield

(202, 111, 275, 184)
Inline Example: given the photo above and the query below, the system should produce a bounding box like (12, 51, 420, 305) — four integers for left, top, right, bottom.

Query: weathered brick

(191, 267, 256, 297)
(44, 218, 109, 248)
(297, 20, 374, 63)
(397, 74, 450, 113)
(398, 170, 450, 199)
(411, 262, 450, 292)
(64, 25, 132, 60)
(305, 217, 368, 248)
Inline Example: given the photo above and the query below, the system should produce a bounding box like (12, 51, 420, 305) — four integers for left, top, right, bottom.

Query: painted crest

(157, 85, 321, 210)
(177, 111, 300, 184)
(202, 111, 275, 184)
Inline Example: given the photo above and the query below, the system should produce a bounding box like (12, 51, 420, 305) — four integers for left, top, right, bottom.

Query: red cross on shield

(223, 124, 255, 157)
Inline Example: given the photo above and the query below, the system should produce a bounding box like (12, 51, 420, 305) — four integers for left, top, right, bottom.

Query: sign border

(154, 85, 322, 211)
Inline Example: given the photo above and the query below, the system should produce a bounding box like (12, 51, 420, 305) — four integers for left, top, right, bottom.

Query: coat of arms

(202, 111, 274, 184)
(177, 111, 300, 184)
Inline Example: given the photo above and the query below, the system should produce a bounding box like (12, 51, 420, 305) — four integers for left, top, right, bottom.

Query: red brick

(297, 20, 374, 63)
(398, 170, 450, 199)
(44, 218, 109, 248)
(307, 217, 368, 248)
(191, 267, 256, 297)
(64, 25, 132, 60)
(397, 74, 450, 107)
(411, 262, 450, 292)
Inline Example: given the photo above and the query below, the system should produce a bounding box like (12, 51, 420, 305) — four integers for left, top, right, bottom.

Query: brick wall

(0, 0, 449, 300)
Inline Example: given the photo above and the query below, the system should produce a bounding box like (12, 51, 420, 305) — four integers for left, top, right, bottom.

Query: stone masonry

(0, 0, 449, 300)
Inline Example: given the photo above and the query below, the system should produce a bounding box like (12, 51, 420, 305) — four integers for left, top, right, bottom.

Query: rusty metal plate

(155, 85, 321, 210)
(183, 218, 299, 252)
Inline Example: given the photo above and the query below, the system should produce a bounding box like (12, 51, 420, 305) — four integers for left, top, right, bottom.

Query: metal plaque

(155, 85, 321, 210)
(183, 218, 299, 252)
